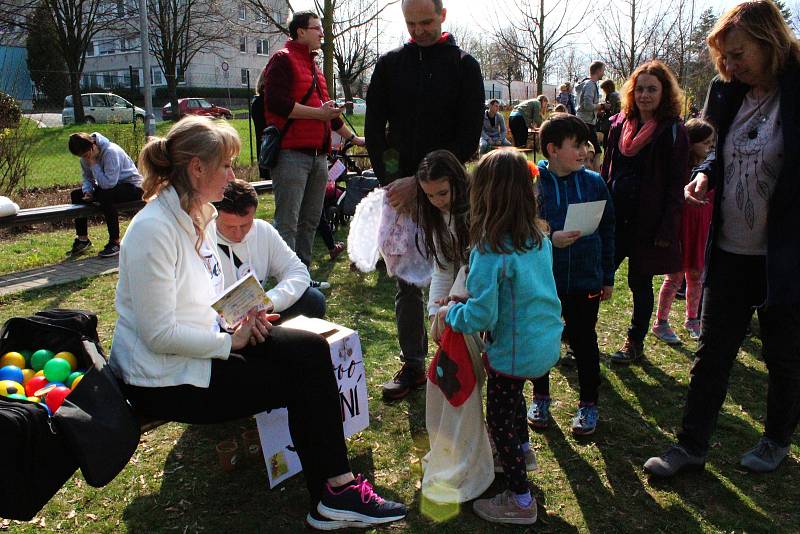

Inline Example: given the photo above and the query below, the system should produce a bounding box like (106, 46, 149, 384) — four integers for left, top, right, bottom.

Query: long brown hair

(415, 150, 470, 271)
(620, 60, 683, 122)
(469, 150, 547, 254)
(707, 0, 800, 82)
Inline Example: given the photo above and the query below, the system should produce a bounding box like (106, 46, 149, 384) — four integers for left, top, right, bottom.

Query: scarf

(619, 117, 658, 157)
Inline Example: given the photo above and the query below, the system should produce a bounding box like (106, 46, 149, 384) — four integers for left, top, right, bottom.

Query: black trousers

(509, 114, 528, 148)
(122, 327, 350, 504)
(678, 248, 800, 455)
(532, 292, 602, 403)
(396, 279, 427, 368)
(71, 183, 143, 241)
(615, 230, 656, 345)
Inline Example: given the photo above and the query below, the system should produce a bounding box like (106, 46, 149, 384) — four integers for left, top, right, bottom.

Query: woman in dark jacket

(645, 0, 800, 477)
(601, 60, 689, 364)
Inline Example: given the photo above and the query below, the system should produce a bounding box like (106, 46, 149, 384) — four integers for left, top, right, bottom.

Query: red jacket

(262, 39, 342, 151)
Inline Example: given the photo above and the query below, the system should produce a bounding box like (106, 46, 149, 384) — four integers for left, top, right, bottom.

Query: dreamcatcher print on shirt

(725, 93, 780, 230)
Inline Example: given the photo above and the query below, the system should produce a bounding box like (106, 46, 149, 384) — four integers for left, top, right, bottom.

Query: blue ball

(0, 365, 24, 384)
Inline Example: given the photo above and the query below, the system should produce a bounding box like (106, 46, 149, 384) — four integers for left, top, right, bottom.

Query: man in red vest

(262, 11, 363, 269)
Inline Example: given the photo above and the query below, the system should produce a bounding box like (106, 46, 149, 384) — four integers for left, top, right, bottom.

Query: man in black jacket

(365, 0, 484, 401)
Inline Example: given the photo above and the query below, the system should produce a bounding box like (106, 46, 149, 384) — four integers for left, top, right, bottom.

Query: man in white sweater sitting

(214, 179, 326, 320)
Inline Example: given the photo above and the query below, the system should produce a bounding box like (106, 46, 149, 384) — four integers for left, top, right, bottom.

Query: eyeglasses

(303, 25, 323, 32)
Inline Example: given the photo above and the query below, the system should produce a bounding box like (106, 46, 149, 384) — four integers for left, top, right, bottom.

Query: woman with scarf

(601, 60, 689, 364)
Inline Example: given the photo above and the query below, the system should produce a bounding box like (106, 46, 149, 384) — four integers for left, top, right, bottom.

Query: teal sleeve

(446, 250, 502, 334)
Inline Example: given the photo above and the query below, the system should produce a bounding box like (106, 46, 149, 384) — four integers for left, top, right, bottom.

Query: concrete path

(0, 255, 118, 297)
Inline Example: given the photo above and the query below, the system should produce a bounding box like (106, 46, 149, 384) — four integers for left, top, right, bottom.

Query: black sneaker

(317, 475, 407, 525)
(305, 509, 368, 530)
(66, 238, 92, 256)
(381, 363, 426, 401)
(310, 279, 331, 290)
(610, 337, 644, 364)
(98, 243, 120, 257)
(644, 445, 706, 477)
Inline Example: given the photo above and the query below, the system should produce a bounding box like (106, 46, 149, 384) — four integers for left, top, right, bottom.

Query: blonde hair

(707, 0, 800, 82)
(138, 116, 240, 249)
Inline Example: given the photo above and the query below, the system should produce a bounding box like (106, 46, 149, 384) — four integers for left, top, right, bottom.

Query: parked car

(161, 98, 232, 121)
(62, 93, 145, 125)
(335, 97, 366, 115)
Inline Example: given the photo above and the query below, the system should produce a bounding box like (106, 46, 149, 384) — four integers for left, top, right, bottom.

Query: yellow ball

(0, 380, 25, 397)
(21, 368, 35, 385)
(27, 396, 40, 403)
(70, 374, 84, 390)
(34, 370, 44, 378)
(54, 351, 78, 371)
(0, 352, 25, 369)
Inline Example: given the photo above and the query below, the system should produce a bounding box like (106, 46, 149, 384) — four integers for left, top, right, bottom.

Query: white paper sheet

(562, 200, 607, 236)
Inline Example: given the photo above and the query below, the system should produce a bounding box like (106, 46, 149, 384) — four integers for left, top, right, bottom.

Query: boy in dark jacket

(528, 114, 615, 435)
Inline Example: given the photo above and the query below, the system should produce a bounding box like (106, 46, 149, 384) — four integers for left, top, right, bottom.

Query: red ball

(25, 375, 49, 397)
(45, 386, 71, 413)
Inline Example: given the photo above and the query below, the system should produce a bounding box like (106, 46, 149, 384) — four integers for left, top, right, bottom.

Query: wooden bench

(0, 180, 273, 230)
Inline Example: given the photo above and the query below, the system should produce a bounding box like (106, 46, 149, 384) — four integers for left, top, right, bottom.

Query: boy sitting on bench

(67, 132, 143, 257)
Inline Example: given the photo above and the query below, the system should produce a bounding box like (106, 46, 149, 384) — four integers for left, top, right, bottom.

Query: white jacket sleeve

(260, 222, 311, 312)
(427, 261, 455, 317)
(124, 218, 232, 358)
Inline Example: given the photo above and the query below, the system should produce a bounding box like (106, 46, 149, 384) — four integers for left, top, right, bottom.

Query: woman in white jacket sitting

(109, 116, 406, 530)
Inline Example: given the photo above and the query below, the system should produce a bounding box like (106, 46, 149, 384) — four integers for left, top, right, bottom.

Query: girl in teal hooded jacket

(444, 150, 561, 525)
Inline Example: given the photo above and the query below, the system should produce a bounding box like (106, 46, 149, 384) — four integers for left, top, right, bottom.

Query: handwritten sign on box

(256, 316, 369, 488)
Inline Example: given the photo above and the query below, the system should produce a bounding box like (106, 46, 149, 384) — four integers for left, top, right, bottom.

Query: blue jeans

(278, 287, 326, 322)
(272, 150, 328, 266)
(479, 137, 512, 154)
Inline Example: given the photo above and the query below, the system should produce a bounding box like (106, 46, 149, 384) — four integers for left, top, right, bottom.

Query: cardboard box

(255, 316, 369, 487)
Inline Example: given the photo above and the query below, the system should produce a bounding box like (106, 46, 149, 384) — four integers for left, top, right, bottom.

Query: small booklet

(563, 200, 607, 236)
(211, 273, 271, 326)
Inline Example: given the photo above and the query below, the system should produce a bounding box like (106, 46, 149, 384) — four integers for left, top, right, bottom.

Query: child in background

(583, 141, 598, 172)
(444, 150, 563, 525)
(415, 150, 471, 333)
(528, 114, 615, 435)
(653, 119, 716, 342)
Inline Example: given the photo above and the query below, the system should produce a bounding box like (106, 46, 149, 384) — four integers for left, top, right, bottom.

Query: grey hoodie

(80, 132, 143, 193)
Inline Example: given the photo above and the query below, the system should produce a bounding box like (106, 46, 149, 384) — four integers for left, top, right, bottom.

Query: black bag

(339, 175, 381, 216)
(258, 66, 321, 172)
(0, 309, 140, 520)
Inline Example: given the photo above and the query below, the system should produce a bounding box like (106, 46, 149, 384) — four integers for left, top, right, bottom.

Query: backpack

(0, 309, 139, 520)
(338, 174, 381, 216)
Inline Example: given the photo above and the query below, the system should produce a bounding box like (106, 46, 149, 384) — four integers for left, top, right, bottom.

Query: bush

(0, 118, 36, 194)
(0, 92, 22, 129)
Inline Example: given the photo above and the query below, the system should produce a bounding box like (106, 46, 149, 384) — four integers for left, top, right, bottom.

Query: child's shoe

(329, 242, 345, 261)
(472, 490, 537, 525)
(651, 320, 682, 345)
(571, 403, 598, 436)
(317, 475, 407, 526)
(685, 319, 702, 340)
(611, 337, 644, 364)
(526, 395, 551, 429)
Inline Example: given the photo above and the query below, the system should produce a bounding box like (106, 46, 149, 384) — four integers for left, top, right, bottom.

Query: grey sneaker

(527, 396, 551, 428)
(644, 445, 706, 478)
(652, 320, 682, 345)
(472, 490, 537, 525)
(740, 437, 790, 473)
(98, 243, 120, 257)
(571, 404, 599, 436)
(685, 319, 702, 340)
(493, 448, 539, 473)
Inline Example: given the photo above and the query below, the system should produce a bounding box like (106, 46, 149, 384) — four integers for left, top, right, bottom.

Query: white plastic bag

(378, 201, 433, 288)
(346, 188, 384, 272)
(0, 196, 20, 218)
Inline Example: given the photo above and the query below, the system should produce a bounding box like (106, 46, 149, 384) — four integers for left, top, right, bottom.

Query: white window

(256, 38, 268, 55)
(122, 37, 140, 51)
(239, 35, 246, 53)
(151, 67, 165, 86)
(255, 10, 266, 23)
(241, 68, 249, 85)
(238, 4, 246, 20)
(98, 39, 117, 55)
(87, 41, 96, 57)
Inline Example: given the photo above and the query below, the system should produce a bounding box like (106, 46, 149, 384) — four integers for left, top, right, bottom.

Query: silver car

(62, 93, 145, 125)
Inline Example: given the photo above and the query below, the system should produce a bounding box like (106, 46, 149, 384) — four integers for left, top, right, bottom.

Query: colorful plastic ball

(8, 393, 27, 400)
(54, 351, 78, 371)
(45, 386, 71, 413)
(34, 370, 44, 378)
(25, 375, 49, 397)
(43, 358, 71, 384)
(0, 365, 24, 384)
(0, 380, 26, 397)
(27, 396, 40, 403)
(21, 368, 35, 385)
(66, 371, 84, 388)
(70, 374, 84, 390)
(0, 352, 26, 369)
(31, 349, 55, 372)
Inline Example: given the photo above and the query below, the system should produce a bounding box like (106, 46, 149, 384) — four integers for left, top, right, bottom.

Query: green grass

(13, 115, 366, 191)
(0, 194, 798, 532)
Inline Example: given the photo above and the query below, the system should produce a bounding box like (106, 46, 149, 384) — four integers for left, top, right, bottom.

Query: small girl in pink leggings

(653, 119, 715, 343)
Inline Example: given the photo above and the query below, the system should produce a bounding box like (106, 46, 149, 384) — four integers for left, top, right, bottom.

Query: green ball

(19, 350, 33, 367)
(66, 371, 84, 388)
(8, 393, 27, 400)
(43, 358, 71, 384)
(31, 349, 54, 372)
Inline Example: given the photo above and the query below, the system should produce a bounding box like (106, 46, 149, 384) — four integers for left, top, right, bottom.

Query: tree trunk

(340, 76, 354, 114)
(321, 0, 335, 94)
(167, 76, 179, 120)
(68, 70, 84, 124)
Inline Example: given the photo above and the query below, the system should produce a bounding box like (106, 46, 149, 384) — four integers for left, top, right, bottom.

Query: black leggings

(509, 115, 529, 148)
(123, 326, 350, 504)
(71, 183, 143, 241)
(486, 368, 529, 494)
